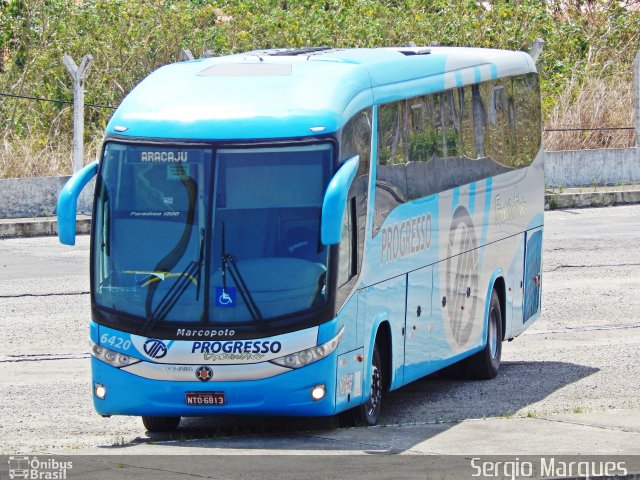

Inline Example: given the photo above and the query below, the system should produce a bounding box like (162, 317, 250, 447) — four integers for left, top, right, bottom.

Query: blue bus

(58, 46, 543, 431)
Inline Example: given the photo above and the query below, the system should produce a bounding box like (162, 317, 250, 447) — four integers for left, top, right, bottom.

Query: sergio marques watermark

(471, 457, 630, 479)
(7, 456, 72, 480)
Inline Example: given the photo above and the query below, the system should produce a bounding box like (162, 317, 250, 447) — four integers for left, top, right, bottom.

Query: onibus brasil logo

(8, 456, 73, 479)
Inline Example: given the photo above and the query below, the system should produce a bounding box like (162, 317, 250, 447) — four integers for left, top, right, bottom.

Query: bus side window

(508, 81, 517, 160)
(337, 108, 372, 309)
(407, 96, 432, 163)
(374, 101, 408, 235)
(340, 108, 371, 276)
(442, 90, 460, 158)
(472, 84, 486, 159)
(337, 198, 357, 287)
(492, 81, 516, 167)
(373, 76, 537, 238)
(513, 73, 542, 167)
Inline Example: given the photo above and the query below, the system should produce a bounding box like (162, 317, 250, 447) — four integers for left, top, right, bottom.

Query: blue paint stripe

(454, 70, 463, 87)
(490, 64, 498, 79)
(474, 66, 482, 83)
(468, 182, 476, 214)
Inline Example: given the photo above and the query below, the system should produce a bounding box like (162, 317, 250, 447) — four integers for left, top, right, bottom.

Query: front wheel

(344, 344, 384, 426)
(465, 289, 502, 380)
(142, 416, 181, 432)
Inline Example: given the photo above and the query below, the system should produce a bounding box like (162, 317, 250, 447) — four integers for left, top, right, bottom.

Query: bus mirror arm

(320, 155, 359, 245)
(57, 161, 99, 245)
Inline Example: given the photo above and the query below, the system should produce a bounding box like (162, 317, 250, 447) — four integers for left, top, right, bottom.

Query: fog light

(94, 383, 106, 400)
(311, 385, 325, 401)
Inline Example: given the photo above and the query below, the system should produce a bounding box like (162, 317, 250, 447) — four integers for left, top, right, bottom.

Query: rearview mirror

(57, 161, 98, 245)
(321, 155, 359, 245)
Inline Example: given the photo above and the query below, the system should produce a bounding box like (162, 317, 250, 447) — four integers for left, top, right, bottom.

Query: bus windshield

(93, 142, 332, 333)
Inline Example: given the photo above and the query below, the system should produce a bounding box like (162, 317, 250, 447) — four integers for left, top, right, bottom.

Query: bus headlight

(94, 383, 107, 399)
(270, 327, 344, 369)
(311, 385, 326, 400)
(91, 343, 140, 368)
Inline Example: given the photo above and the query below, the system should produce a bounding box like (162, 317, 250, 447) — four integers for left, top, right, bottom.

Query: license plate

(185, 392, 226, 406)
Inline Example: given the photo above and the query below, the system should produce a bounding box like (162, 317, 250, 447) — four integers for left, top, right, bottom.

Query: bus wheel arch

(340, 320, 392, 427)
(492, 276, 507, 341)
(374, 321, 392, 393)
(464, 277, 504, 380)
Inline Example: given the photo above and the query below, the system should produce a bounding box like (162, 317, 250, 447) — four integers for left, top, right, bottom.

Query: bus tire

(465, 289, 502, 380)
(344, 343, 383, 427)
(142, 416, 181, 432)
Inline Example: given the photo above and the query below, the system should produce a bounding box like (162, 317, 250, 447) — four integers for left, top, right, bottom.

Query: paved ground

(0, 205, 639, 457)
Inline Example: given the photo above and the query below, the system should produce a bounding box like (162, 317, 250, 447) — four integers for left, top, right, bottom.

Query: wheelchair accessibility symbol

(215, 287, 236, 307)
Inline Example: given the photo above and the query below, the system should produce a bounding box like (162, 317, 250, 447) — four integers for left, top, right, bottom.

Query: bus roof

(106, 47, 536, 141)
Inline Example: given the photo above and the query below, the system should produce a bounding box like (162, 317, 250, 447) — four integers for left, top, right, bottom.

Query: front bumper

(91, 354, 338, 417)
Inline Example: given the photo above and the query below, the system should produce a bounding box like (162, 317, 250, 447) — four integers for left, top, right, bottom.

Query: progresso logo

(143, 338, 168, 359)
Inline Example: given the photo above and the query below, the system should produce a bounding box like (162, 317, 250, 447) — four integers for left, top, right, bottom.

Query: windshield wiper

(220, 222, 264, 329)
(142, 260, 201, 329)
(196, 227, 205, 301)
(142, 233, 205, 333)
(143, 174, 200, 333)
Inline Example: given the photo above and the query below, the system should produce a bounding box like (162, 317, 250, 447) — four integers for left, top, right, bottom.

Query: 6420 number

(100, 333, 132, 351)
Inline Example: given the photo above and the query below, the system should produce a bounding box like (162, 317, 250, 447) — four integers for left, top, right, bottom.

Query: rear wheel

(142, 416, 181, 432)
(465, 288, 502, 380)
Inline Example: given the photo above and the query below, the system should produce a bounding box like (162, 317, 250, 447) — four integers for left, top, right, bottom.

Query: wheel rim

(488, 307, 498, 359)
(366, 363, 382, 417)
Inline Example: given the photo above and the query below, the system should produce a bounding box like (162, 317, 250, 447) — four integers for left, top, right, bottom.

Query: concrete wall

(0, 146, 639, 218)
(545, 147, 640, 188)
(0, 175, 95, 218)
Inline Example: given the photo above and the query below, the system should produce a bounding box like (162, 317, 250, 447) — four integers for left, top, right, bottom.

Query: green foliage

(1, 0, 225, 139)
(0, 0, 639, 177)
(408, 130, 442, 161)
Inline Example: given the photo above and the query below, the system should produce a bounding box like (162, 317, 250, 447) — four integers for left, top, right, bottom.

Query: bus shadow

(383, 359, 599, 425)
(119, 360, 598, 453)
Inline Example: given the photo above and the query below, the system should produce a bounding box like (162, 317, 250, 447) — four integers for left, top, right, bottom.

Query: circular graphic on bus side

(444, 205, 479, 347)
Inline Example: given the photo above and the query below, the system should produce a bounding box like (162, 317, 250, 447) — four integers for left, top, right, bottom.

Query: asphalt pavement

(0, 205, 639, 460)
